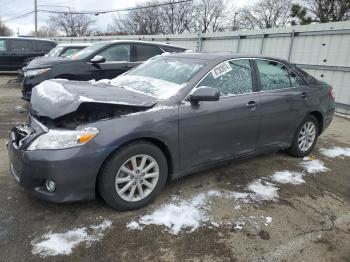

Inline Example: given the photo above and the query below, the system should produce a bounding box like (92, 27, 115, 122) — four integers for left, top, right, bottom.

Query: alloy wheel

(298, 121, 316, 152)
(115, 154, 159, 202)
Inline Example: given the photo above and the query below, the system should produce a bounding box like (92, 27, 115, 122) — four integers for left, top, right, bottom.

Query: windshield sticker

(211, 62, 232, 79)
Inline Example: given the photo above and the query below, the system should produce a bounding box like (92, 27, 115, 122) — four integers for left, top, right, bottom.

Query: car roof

(162, 51, 288, 63)
(88, 40, 187, 50)
(0, 37, 55, 42)
(56, 43, 91, 47)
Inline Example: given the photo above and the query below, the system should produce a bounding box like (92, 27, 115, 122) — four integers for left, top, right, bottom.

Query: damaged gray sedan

(7, 53, 335, 210)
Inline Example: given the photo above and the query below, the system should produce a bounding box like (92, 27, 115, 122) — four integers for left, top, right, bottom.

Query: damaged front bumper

(7, 116, 110, 203)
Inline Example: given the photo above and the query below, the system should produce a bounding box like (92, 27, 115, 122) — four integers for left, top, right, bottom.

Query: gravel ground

(0, 75, 349, 262)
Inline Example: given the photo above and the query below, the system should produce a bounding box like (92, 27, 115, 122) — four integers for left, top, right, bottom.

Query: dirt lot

(0, 74, 349, 262)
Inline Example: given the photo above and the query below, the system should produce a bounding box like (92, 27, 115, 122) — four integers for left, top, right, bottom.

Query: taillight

(328, 87, 335, 100)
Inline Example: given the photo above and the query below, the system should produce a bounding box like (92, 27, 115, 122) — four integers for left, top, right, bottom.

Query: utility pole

(193, 0, 202, 52)
(34, 0, 38, 37)
(233, 12, 238, 31)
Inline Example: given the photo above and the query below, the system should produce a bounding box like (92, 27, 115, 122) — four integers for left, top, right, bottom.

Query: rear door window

(33, 41, 56, 52)
(290, 71, 305, 87)
(256, 59, 306, 90)
(98, 44, 130, 62)
(199, 59, 253, 96)
(255, 60, 291, 91)
(9, 39, 33, 53)
(134, 44, 163, 62)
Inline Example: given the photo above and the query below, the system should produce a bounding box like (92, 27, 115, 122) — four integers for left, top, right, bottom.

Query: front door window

(198, 59, 253, 96)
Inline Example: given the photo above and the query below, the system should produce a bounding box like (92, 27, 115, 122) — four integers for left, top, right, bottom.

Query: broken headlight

(27, 127, 99, 150)
(24, 68, 51, 77)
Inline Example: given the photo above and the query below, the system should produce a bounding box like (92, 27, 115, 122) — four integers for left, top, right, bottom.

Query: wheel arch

(309, 111, 324, 135)
(95, 137, 174, 196)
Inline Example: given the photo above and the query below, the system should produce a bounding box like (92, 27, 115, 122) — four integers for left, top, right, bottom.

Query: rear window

(61, 47, 83, 57)
(134, 44, 163, 61)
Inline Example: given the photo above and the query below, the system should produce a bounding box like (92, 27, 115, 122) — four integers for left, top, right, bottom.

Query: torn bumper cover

(7, 120, 111, 202)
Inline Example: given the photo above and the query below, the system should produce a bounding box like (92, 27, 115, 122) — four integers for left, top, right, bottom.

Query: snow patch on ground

(271, 170, 305, 185)
(126, 221, 143, 230)
(233, 215, 273, 231)
(233, 221, 245, 231)
(265, 217, 272, 224)
(246, 179, 279, 201)
(320, 147, 350, 158)
(127, 181, 280, 235)
(127, 153, 337, 235)
(129, 192, 208, 235)
(31, 220, 112, 257)
(300, 159, 329, 174)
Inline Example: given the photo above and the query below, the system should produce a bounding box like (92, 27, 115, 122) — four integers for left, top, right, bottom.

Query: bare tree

(291, 0, 350, 25)
(49, 10, 95, 36)
(237, 0, 292, 29)
(0, 18, 13, 36)
(108, 0, 231, 35)
(29, 26, 58, 37)
(160, 0, 194, 34)
(110, 1, 163, 35)
(195, 0, 231, 33)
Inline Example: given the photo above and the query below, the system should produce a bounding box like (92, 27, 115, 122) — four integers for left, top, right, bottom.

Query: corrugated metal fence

(52, 21, 350, 114)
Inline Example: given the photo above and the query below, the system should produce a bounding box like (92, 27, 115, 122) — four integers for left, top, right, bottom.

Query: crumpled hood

(30, 79, 157, 119)
(26, 57, 71, 69)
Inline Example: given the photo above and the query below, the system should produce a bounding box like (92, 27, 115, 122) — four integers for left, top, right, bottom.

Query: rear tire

(286, 115, 319, 157)
(98, 141, 168, 211)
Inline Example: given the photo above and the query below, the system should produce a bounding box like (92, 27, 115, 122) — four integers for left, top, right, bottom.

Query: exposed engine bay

(34, 102, 150, 129)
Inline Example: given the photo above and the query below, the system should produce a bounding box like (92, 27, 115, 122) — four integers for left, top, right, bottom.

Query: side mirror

(90, 55, 106, 64)
(190, 86, 220, 103)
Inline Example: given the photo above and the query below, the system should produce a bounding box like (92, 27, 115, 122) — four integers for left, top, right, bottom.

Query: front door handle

(121, 65, 133, 70)
(300, 91, 308, 100)
(246, 101, 257, 110)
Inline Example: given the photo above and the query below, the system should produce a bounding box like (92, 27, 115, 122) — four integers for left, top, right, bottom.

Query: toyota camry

(7, 52, 335, 210)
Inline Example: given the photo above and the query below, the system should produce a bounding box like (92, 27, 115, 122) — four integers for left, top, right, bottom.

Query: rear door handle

(246, 101, 257, 110)
(300, 91, 308, 99)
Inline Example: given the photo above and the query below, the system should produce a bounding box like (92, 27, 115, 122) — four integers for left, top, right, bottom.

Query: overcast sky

(0, 0, 249, 35)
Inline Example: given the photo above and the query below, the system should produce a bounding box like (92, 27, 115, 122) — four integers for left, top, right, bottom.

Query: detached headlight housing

(24, 68, 51, 77)
(27, 127, 99, 150)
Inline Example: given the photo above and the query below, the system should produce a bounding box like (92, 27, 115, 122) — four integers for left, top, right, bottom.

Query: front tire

(98, 141, 168, 210)
(286, 115, 319, 157)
